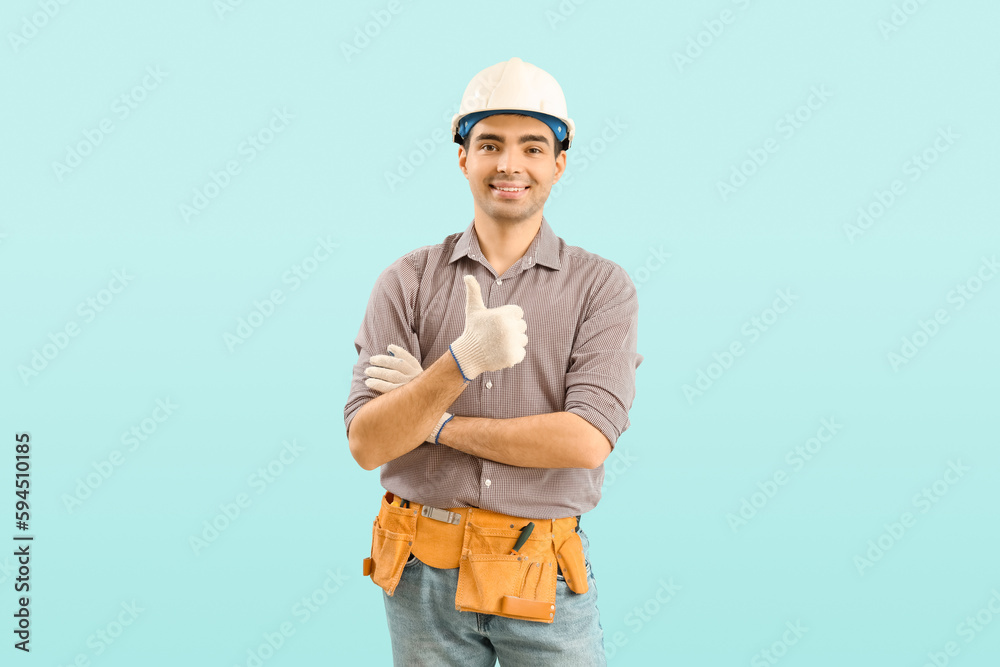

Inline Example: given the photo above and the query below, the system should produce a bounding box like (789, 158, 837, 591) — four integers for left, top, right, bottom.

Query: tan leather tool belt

(363, 491, 588, 623)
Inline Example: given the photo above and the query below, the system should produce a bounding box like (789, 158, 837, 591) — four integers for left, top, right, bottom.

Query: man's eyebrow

(472, 132, 551, 147)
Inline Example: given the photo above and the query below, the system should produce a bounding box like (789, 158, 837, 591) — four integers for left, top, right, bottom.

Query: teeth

(495, 186, 525, 192)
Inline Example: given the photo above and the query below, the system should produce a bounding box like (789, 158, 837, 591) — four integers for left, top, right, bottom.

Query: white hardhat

(451, 57, 575, 151)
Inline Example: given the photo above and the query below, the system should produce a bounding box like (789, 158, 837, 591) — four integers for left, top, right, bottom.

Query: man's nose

(497, 149, 521, 173)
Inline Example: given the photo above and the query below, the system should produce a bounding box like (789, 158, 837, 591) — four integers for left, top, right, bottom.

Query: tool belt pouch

(362, 493, 418, 597)
(455, 517, 558, 623)
(555, 529, 589, 595)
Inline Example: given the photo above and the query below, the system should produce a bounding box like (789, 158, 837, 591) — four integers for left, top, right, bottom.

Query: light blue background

(2, 1, 998, 665)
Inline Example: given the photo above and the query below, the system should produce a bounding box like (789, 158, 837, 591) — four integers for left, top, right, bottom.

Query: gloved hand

(365, 344, 453, 444)
(449, 275, 528, 381)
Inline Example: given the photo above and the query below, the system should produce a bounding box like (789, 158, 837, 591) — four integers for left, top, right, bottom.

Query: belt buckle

(421, 505, 461, 525)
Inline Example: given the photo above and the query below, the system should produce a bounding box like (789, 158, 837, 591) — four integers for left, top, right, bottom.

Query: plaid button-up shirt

(344, 217, 642, 519)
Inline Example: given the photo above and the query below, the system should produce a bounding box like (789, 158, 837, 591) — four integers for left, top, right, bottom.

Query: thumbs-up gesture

(449, 275, 528, 381)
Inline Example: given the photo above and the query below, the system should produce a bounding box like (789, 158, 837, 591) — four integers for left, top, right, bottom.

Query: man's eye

(482, 144, 496, 151)
(528, 147, 542, 154)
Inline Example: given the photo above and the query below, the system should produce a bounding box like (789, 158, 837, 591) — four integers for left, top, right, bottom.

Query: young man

(345, 57, 642, 666)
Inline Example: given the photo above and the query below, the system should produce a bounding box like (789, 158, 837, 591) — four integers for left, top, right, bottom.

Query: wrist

(449, 336, 485, 381)
(427, 412, 454, 444)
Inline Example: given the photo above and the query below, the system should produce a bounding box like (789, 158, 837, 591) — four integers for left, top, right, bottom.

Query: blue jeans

(383, 527, 607, 666)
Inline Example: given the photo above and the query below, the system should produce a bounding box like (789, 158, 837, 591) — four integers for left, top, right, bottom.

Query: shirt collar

(449, 216, 562, 271)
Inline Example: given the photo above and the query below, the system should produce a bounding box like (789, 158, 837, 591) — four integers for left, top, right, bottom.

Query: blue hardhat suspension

(457, 109, 568, 144)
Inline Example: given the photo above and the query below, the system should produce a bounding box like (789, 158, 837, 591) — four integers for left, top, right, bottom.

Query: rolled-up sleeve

(344, 252, 423, 438)
(563, 264, 643, 448)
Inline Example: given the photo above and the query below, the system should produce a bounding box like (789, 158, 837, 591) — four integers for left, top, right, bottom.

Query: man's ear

(552, 149, 567, 184)
(458, 145, 468, 179)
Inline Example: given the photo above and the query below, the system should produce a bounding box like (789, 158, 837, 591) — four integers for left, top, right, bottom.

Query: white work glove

(449, 275, 528, 381)
(365, 344, 453, 444)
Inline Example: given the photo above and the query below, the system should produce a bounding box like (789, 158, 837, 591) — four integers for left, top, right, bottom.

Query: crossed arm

(346, 350, 611, 472)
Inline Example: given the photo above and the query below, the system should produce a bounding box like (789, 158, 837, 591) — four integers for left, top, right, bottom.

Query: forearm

(348, 352, 467, 470)
(439, 411, 611, 469)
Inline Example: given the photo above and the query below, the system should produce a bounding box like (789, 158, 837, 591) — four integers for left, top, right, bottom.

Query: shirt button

(484, 479, 492, 487)
(486, 381, 493, 389)
(496, 279, 502, 285)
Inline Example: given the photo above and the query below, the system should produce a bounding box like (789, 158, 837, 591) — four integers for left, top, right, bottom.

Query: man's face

(458, 114, 566, 226)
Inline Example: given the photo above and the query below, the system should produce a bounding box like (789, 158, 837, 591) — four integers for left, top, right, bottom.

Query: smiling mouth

(489, 184, 529, 200)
